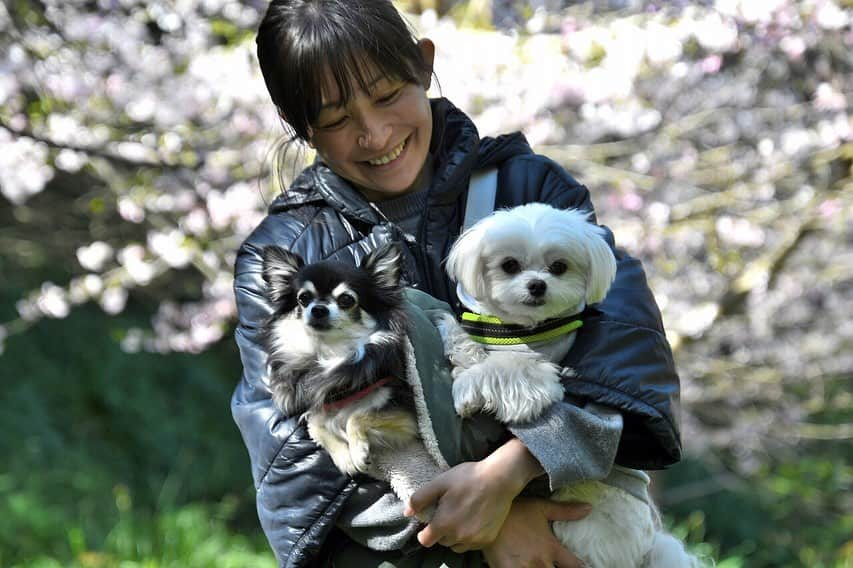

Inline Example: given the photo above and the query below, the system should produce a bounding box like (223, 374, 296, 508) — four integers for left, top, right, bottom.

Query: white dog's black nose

(311, 304, 330, 318)
(527, 279, 547, 297)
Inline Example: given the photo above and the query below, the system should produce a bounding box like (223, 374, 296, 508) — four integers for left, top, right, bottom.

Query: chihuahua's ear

(262, 246, 303, 306)
(581, 224, 617, 305)
(361, 242, 402, 289)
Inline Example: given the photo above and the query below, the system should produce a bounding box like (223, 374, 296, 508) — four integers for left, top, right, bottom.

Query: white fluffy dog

(436, 202, 702, 568)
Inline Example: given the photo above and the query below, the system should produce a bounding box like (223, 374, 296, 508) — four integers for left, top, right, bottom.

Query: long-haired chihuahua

(260, 243, 420, 477)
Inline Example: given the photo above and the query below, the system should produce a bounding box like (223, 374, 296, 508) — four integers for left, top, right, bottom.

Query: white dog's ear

(262, 246, 303, 306)
(361, 242, 402, 289)
(581, 223, 617, 304)
(445, 221, 490, 299)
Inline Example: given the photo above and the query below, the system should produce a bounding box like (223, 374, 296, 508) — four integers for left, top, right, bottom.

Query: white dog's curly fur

(439, 202, 703, 568)
(440, 202, 616, 423)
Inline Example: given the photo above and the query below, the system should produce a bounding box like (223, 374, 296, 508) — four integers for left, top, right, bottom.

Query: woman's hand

(482, 497, 591, 568)
(403, 438, 545, 552)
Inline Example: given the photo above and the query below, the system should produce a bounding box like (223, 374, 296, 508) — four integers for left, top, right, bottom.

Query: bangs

(297, 31, 420, 124)
(257, 1, 426, 141)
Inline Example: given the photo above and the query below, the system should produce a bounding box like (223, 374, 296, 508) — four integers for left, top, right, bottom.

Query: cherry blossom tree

(2, 0, 851, 475)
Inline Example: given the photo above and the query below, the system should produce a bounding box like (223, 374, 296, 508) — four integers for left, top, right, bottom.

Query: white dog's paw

(434, 313, 462, 352)
(467, 354, 564, 424)
(452, 369, 486, 417)
(502, 360, 564, 423)
(436, 313, 487, 369)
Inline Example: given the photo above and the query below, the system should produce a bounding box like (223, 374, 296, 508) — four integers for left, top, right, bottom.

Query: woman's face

(308, 64, 433, 202)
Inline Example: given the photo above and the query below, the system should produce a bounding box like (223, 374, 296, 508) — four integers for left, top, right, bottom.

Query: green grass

(9, 502, 276, 568)
(0, 279, 274, 567)
(0, 268, 848, 567)
(659, 455, 853, 568)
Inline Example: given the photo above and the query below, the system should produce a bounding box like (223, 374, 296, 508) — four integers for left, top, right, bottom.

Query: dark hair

(256, 0, 430, 142)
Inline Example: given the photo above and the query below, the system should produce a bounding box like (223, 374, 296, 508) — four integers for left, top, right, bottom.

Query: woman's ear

(417, 38, 436, 89)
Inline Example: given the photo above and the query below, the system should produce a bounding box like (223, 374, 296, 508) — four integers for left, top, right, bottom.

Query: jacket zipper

(367, 203, 430, 290)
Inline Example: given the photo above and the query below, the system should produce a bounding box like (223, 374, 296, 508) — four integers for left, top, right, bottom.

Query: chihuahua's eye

(501, 258, 521, 274)
(297, 291, 314, 307)
(548, 261, 568, 275)
(337, 293, 356, 310)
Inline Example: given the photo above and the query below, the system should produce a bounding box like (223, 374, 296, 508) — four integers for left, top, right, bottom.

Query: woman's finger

(416, 521, 442, 548)
(404, 476, 447, 517)
(554, 545, 584, 568)
(543, 500, 592, 522)
(450, 543, 471, 553)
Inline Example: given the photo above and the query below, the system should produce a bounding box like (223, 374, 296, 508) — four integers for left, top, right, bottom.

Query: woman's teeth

(367, 139, 406, 166)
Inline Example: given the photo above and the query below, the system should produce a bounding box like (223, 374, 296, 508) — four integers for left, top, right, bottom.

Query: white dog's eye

(336, 293, 356, 310)
(548, 261, 568, 275)
(501, 258, 521, 274)
(297, 290, 314, 307)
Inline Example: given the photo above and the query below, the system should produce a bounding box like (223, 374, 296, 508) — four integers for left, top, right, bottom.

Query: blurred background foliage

(1, 0, 851, 566)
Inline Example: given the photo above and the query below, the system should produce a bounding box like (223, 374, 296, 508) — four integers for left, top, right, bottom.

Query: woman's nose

(356, 112, 391, 150)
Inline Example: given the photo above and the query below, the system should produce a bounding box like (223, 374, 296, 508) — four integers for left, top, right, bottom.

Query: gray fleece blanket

(334, 289, 645, 560)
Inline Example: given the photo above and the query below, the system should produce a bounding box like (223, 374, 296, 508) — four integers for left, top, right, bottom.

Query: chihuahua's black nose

(527, 279, 547, 297)
(311, 304, 329, 318)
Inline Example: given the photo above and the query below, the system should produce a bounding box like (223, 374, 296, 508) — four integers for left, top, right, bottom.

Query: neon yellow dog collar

(459, 312, 584, 346)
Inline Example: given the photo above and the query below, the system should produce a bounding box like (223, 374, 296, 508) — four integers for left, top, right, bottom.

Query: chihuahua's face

(446, 203, 617, 326)
(262, 243, 403, 350)
(291, 265, 372, 335)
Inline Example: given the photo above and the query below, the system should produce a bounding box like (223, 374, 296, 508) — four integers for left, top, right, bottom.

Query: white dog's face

(447, 203, 617, 326)
(480, 239, 588, 323)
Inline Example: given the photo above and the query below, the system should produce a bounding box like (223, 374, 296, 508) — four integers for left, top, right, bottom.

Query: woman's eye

(337, 293, 356, 310)
(377, 88, 402, 104)
(549, 261, 568, 275)
(320, 116, 348, 130)
(501, 258, 521, 274)
(297, 291, 313, 307)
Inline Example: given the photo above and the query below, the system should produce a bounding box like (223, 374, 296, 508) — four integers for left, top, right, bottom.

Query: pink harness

(322, 376, 396, 413)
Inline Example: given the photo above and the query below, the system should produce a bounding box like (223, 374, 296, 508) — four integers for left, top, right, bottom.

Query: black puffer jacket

(231, 98, 682, 567)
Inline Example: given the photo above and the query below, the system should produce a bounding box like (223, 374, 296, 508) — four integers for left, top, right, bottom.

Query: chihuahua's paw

(349, 439, 373, 474)
(328, 449, 360, 476)
(452, 368, 486, 417)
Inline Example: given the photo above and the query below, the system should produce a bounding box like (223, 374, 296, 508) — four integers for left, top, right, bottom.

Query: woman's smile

(309, 75, 433, 202)
(365, 136, 408, 167)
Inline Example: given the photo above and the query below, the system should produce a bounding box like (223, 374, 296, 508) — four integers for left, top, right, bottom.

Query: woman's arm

(483, 496, 590, 568)
(404, 403, 619, 551)
(404, 437, 542, 549)
(405, 438, 591, 568)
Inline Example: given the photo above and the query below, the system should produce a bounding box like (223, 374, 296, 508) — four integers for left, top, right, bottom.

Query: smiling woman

(308, 60, 436, 201)
(236, 1, 684, 567)
(256, 0, 433, 140)
(256, 0, 437, 201)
